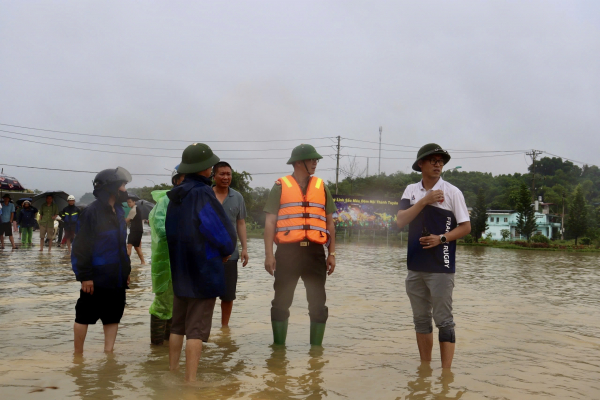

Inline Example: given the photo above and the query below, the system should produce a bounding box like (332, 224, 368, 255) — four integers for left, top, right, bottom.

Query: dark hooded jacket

(17, 206, 38, 228)
(166, 174, 236, 299)
(71, 189, 131, 289)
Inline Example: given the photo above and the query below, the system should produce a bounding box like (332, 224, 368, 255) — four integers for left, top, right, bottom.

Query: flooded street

(1, 236, 599, 399)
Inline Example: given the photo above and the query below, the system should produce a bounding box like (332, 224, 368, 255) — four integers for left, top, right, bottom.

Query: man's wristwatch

(328, 252, 336, 257)
(439, 235, 448, 244)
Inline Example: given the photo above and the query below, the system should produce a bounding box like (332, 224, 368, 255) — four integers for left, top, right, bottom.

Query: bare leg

(9, 236, 15, 249)
(440, 342, 455, 369)
(221, 301, 233, 327)
(185, 339, 202, 382)
(416, 332, 433, 362)
(103, 323, 118, 352)
(135, 246, 146, 265)
(67, 239, 71, 254)
(39, 236, 44, 251)
(127, 243, 132, 257)
(169, 333, 184, 371)
(47, 234, 53, 252)
(0, 234, 4, 248)
(74, 323, 89, 354)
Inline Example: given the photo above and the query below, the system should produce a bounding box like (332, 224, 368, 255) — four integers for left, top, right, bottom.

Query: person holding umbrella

(17, 200, 37, 246)
(0, 194, 16, 250)
(125, 196, 146, 265)
(38, 194, 58, 252)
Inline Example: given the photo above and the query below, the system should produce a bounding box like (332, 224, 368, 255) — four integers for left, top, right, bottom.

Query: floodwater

(1, 235, 599, 399)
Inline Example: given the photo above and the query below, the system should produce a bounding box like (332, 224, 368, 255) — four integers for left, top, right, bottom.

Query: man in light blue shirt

(1, 194, 16, 249)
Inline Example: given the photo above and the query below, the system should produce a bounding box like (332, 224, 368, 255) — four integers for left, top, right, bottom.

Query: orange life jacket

(275, 175, 329, 245)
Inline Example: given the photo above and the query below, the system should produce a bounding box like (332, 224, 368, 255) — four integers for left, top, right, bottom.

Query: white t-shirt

(401, 177, 470, 224)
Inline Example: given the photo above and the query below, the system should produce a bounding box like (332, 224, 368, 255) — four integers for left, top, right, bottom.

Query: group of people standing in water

(69, 141, 470, 381)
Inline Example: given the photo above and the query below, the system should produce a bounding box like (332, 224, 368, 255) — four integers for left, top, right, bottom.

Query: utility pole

(526, 149, 542, 202)
(561, 192, 565, 240)
(378, 126, 382, 175)
(366, 157, 369, 177)
(335, 135, 341, 194)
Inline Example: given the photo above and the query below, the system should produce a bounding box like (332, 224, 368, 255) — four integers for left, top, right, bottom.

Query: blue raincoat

(166, 174, 236, 299)
(71, 190, 131, 289)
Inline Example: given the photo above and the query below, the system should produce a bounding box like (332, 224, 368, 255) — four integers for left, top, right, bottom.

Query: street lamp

(443, 166, 462, 179)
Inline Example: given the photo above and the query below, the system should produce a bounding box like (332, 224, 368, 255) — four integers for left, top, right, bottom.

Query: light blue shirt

(0, 202, 15, 223)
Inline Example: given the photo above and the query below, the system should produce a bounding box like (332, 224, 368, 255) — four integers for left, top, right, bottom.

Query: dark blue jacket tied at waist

(166, 174, 236, 299)
(71, 190, 131, 289)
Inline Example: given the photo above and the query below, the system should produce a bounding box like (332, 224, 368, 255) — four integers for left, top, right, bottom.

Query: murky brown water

(1, 234, 600, 399)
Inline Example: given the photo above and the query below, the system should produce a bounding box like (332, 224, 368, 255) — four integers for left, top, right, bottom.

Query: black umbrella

(127, 194, 141, 202)
(0, 173, 25, 191)
(17, 197, 33, 206)
(135, 200, 155, 220)
(32, 191, 70, 211)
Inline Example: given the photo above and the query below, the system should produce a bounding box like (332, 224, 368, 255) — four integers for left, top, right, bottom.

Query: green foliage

(484, 233, 493, 241)
(470, 188, 489, 242)
(567, 185, 587, 245)
(79, 192, 96, 205)
(500, 229, 511, 241)
(230, 170, 253, 212)
(463, 234, 474, 243)
(515, 183, 537, 240)
(530, 234, 550, 244)
(580, 237, 591, 245)
(128, 184, 172, 202)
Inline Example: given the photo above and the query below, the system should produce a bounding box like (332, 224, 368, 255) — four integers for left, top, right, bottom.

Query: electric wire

(0, 133, 335, 160)
(0, 129, 332, 152)
(0, 163, 336, 176)
(0, 123, 334, 143)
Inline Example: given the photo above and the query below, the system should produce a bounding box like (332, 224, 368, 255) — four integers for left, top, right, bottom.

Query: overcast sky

(1, 0, 599, 198)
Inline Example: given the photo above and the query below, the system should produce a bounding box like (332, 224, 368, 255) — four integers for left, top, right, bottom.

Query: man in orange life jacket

(263, 144, 337, 346)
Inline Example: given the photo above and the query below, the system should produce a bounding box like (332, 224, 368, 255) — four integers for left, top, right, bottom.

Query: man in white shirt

(396, 143, 471, 369)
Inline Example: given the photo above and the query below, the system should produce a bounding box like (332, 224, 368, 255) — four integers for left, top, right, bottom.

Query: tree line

(84, 156, 599, 243)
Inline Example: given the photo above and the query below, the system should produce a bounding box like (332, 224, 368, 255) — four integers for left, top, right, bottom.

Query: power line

(543, 152, 596, 168)
(0, 163, 336, 176)
(341, 137, 529, 153)
(0, 122, 334, 143)
(0, 129, 333, 152)
(0, 133, 336, 160)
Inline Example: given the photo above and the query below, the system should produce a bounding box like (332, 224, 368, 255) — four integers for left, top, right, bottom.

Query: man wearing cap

(38, 194, 58, 252)
(396, 143, 471, 369)
(263, 144, 337, 347)
(166, 143, 236, 382)
(0, 194, 16, 250)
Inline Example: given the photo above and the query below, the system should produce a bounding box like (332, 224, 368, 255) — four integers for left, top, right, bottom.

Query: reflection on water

(404, 363, 464, 400)
(1, 234, 600, 399)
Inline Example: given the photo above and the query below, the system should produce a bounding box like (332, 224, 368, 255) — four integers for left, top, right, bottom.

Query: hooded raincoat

(148, 190, 173, 320)
(71, 190, 131, 289)
(166, 174, 236, 299)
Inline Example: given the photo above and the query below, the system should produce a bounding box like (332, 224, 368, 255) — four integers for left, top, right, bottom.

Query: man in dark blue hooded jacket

(166, 143, 236, 382)
(71, 167, 133, 354)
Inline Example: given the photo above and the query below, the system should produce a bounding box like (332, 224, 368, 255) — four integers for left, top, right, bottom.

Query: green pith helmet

(177, 143, 220, 174)
(287, 144, 323, 165)
(412, 143, 451, 172)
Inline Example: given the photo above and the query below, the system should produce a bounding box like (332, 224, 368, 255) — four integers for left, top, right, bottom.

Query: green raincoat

(148, 190, 174, 320)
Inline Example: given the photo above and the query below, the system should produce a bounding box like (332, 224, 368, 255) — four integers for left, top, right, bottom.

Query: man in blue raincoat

(166, 143, 236, 382)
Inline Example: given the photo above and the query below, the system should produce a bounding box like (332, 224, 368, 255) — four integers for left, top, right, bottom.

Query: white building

(483, 203, 561, 239)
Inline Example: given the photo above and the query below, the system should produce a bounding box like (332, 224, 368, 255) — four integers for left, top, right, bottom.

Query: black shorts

(127, 230, 143, 247)
(75, 287, 126, 325)
(220, 259, 238, 301)
(1, 222, 12, 237)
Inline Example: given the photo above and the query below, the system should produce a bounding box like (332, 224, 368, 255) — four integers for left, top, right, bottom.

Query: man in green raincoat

(148, 166, 185, 345)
